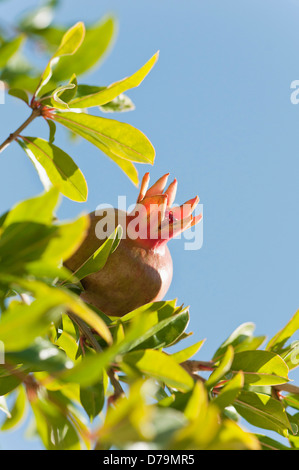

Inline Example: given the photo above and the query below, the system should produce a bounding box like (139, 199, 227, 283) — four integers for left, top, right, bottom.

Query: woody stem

(0, 108, 41, 154)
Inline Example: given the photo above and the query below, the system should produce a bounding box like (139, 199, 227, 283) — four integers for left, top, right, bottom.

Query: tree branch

(0, 108, 41, 154)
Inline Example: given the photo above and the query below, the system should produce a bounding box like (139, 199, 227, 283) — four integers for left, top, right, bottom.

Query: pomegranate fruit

(65, 173, 202, 317)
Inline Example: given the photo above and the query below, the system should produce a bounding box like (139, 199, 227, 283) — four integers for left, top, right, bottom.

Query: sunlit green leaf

(35, 22, 85, 96)
(206, 346, 234, 389)
(54, 112, 155, 164)
(51, 16, 115, 82)
(68, 52, 159, 108)
(6, 337, 73, 372)
(18, 136, 88, 202)
(231, 350, 289, 386)
(122, 349, 194, 392)
(267, 309, 299, 353)
(0, 297, 61, 351)
(1, 385, 27, 430)
(8, 278, 112, 345)
(171, 340, 206, 364)
(72, 225, 122, 281)
(46, 119, 56, 144)
(0, 396, 10, 418)
(1, 187, 59, 228)
(213, 371, 244, 410)
(213, 322, 256, 360)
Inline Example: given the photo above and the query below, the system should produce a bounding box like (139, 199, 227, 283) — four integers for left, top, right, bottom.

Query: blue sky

(0, 0, 299, 449)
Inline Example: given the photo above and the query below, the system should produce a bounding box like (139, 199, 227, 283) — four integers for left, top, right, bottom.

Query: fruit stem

(0, 107, 41, 154)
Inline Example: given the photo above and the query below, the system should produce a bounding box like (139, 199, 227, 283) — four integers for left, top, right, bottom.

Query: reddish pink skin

(65, 211, 173, 317)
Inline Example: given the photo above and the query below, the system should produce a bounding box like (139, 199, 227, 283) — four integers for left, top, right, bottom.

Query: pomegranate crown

(127, 172, 202, 249)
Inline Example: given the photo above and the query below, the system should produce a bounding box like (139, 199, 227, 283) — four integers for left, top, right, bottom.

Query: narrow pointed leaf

(171, 340, 206, 364)
(35, 22, 85, 96)
(213, 371, 244, 410)
(206, 346, 234, 389)
(267, 309, 299, 353)
(69, 52, 159, 108)
(52, 16, 116, 82)
(72, 225, 122, 281)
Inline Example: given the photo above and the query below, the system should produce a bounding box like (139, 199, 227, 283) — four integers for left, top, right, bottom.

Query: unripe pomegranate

(65, 173, 202, 317)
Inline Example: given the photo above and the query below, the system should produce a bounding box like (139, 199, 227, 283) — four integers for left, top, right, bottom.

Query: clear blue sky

(1, 0, 299, 449)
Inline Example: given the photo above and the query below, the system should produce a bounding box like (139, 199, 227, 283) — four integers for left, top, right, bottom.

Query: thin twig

(0, 108, 40, 154)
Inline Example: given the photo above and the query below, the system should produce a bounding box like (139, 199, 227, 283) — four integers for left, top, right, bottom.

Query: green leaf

(9, 278, 112, 345)
(97, 379, 155, 446)
(122, 349, 194, 392)
(213, 322, 256, 360)
(51, 83, 76, 109)
(1, 385, 27, 430)
(35, 22, 85, 96)
(213, 371, 244, 410)
(18, 136, 88, 202)
(2, 187, 59, 228)
(80, 370, 107, 421)
(46, 119, 56, 144)
(72, 225, 122, 281)
(256, 434, 291, 450)
(8, 87, 29, 105)
(205, 346, 234, 389)
(231, 350, 289, 386)
(58, 345, 116, 386)
(234, 390, 292, 436)
(0, 298, 61, 351)
(126, 308, 190, 352)
(56, 73, 78, 104)
(31, 394, 81, 450)
(283, 394, 299, 412)
(0, 374, 21, 396)
(113, 301, 190, 353)
(51, 16, 116, 82)
(54, 112, 155, 164)
(0, 36, 24, 69)
(267, 309, 299, 353)
(6, 337, 73, 372)
(98, 145, 139, 186)
(38, 216, 89, 263)
(280, 340, 299, 370)
(0, 215, 88, 272)
(0, 396, 10, 418)
(171, 340, 206, 364)
(68, 52, 159, 108)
